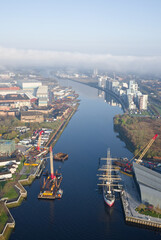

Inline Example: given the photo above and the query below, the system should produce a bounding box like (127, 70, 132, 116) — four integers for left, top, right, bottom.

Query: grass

(0, 212, 8, 233)
(137, 208, 161, 219)
(7, 196, 24, 208)
(3, 186, 18, 200)
(140, 110, 151, 116)
(25, 166, 33, 175)
(20, 175, 35, 186)
(19, 175, 27, 180)
(17, 159, 25, 172)
(153, 104, 161, 115)
(0, 181, 6, 191)
(0, 225, 13, 240)
(40, 120, 61, 130)
(0, 204, 8, 233)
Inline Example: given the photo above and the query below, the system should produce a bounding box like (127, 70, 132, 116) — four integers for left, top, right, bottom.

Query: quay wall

(0, 104, 79, 239)
(121, 190, 161, 230)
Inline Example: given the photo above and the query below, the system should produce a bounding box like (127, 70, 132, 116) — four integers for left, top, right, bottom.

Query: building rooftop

(21, 111, 43, 116)
(0, 94, 29, 101)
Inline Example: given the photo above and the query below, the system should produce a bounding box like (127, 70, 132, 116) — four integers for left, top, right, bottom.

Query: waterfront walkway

(120, 172, 161, 228)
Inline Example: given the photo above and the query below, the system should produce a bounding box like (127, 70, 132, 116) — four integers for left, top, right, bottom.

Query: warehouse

(21, 111, 44, 123)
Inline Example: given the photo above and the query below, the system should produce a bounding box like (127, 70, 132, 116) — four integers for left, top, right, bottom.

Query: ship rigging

(98, 148, 122, 207)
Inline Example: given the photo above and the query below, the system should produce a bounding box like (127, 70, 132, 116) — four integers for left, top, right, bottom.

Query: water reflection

(104, 203, 114, 217)
(9, 79, 159, 240)
(98, 90, 122, 108)
(49, 200, 55, 225)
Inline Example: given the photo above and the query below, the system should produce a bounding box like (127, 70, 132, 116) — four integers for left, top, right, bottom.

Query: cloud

(0, 46, 161, 73)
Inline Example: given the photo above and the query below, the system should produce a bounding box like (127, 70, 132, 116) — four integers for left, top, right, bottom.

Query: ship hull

(103, 193, 115, 207)
(103, 187, 115, 207)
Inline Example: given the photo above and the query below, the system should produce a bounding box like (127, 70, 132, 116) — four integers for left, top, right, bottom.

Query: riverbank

(114, 114, 161, 158)
(0, 103, 79, 240)
(67, 79, 161, 157)
(46, 103, 79, 148)
(64, 78, 127, 112)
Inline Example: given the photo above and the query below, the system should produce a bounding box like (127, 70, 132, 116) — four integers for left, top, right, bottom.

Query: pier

(120, 172, 161, 230)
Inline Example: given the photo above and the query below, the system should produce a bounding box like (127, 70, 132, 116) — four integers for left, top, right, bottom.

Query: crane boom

(37, 130, 44, 151)
(136, 134, 158, 163)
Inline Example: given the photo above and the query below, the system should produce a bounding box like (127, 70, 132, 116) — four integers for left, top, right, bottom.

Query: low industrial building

(0, 170, 12, 180)
(0, 93, 31, 109)
(0, 157, 20, 167)
(21, 111, 44, 123)
(28, 107, 53, 114)
(0, 84, 20, 95)
(0, 110, 18, 117)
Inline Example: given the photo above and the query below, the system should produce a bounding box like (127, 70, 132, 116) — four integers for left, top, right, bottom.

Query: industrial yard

(0, 81, 80, 239)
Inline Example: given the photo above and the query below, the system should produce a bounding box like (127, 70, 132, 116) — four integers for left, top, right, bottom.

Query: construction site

(38, 146, 63, 200)
(24, 130, 48, 167)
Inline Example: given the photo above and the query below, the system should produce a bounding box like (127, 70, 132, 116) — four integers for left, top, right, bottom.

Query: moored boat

(53, 152, 68, 161)
(98, 148, 121, 207)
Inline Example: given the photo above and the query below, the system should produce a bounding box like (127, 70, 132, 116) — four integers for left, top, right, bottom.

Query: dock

(36, 158, 46, 178)
(120, 172, 161, 229)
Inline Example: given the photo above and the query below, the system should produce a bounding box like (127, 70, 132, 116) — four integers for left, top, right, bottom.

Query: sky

(0, 0, 161, 72)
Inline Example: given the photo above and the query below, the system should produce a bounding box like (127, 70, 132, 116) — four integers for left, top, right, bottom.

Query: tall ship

(98, 148, 121, 207)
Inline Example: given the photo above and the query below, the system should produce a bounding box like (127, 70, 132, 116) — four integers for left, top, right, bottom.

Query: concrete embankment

(0, 104, 79, 240)
(120, 172, 161, 230)
(46, 104, 79, 148)
(0, 180, 27, 240)
(0, 159, 43, 239)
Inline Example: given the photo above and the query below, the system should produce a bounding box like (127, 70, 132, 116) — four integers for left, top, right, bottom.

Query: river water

(10, 80, 161, 240)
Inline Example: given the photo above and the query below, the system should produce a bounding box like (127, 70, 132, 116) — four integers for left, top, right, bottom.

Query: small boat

(56, 189, 63, 199)
(53, 152, 68, 161)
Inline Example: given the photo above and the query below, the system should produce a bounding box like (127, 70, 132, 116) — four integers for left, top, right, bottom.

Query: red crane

(37, 130, 44, 151)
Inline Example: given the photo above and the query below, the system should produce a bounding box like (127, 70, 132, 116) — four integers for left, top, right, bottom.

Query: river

(10, 80, 161, 240)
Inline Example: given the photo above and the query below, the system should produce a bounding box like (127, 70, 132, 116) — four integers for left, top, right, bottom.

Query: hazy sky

(0, 0, 161, 71)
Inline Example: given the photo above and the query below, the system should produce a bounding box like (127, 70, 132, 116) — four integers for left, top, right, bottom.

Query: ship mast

(98, 148, 121, 187)
(50, 146, 55, 179)
(107, 148, 111, 193)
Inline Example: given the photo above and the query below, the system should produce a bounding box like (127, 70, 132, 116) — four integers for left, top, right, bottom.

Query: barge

(38, 172, 63, 199)
(38, 146, 63, 200)
(53, 152, 68, 161)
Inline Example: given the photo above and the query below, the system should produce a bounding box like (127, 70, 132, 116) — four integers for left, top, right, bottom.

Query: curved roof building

(133, 162, 161, 208)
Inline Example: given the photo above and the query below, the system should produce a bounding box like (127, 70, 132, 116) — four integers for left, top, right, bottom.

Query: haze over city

(1, 1, 161, 240)
(0, 0, 161, 73)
